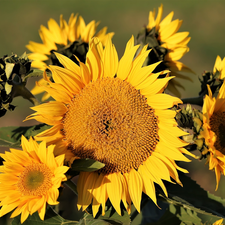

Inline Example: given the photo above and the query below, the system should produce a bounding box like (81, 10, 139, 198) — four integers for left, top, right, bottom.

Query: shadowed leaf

(12, 206, 78, 225)
(0, 124, 51, 148)
(80, 207, 130, 225)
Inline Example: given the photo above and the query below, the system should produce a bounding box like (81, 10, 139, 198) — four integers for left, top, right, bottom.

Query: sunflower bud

(175, 104, 205, 152)
(199, 70, 223, 98)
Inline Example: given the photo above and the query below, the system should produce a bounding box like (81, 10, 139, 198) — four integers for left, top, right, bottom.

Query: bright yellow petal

(128, 169, 143, 213)
(106, 172, 122, 215)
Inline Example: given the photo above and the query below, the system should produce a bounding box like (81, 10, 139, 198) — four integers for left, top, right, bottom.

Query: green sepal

(0, 124, 51, 148)
(199, 70, 223, 98)
(44, 41, 88, 68)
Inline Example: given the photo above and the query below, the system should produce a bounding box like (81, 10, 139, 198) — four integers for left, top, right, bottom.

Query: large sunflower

(27, 13, 114, 101)
(26, 36, 193, 216)
(137, 4, 193, 97)
(199, 81, 225, 190)
(0, 136, 69, 223)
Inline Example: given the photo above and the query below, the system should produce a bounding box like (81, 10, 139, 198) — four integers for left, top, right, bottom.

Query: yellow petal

(128, 169, 143, 212)
(138, 164, 157, 205)
(106, 172, 122, 215)
(147, 93, 182, 109)
(54, 52, 80, 75)
(103, 37, 118, 78)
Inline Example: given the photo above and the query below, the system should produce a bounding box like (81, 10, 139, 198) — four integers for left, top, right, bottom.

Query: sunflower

(27, 13, 114, 101)
(199, 55, 225, 98)
(198, 81, 225, 190)
(213, 55, 225, 79)
(0, 136, 69, 223)
(136, 4, 193, 97)
(213, 218, 224, 225)
(25, 36, 193, 216)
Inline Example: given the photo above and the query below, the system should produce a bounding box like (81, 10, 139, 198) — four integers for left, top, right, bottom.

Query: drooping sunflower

(25, 36, 193, 216)
(136, 4, 194, 97)
(0, 136, 69, 223)
(27, 13, 114, 101)
(199, 81, 225, 190)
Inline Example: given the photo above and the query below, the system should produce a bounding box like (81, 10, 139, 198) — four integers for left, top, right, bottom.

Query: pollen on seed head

(63, 77, 159, 174)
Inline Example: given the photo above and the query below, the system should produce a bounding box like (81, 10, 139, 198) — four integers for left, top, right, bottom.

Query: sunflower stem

(64, 179, 78, 196)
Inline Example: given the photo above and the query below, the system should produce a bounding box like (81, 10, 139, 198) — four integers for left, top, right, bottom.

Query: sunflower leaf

(70, 158, 105, 172)
(12, 206, 78, 225)
(161, 174, 225, 222)
(79, 207, 130, 225)
(0, 124, 51, 148)
(146, 204, 203, 225)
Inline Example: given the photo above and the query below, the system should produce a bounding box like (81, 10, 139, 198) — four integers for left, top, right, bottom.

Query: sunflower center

(63, 77, 159, 174)
(17, 163, 54, 196)
(210, 111, 225, 154)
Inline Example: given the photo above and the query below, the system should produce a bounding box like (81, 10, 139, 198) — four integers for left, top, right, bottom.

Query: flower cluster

(0, 4, 225, 225)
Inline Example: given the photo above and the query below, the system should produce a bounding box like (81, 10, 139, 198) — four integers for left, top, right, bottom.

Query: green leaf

(12, 206, 78, 225)
(147, 204, 202, 225)
(0, 124, 51, 148)
(161, 174, 225, 223)
(70, 158, 105, 172)
(77, 214, 110, 225)
(79, 207, 130, 225)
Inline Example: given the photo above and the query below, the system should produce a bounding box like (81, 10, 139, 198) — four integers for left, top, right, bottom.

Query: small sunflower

(0, 136, 69, 223)
(136, 4, 193, 97)
(199, 81, 225, 190)
(25, 36, 193, 216)
(27, 13, 114, 101)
